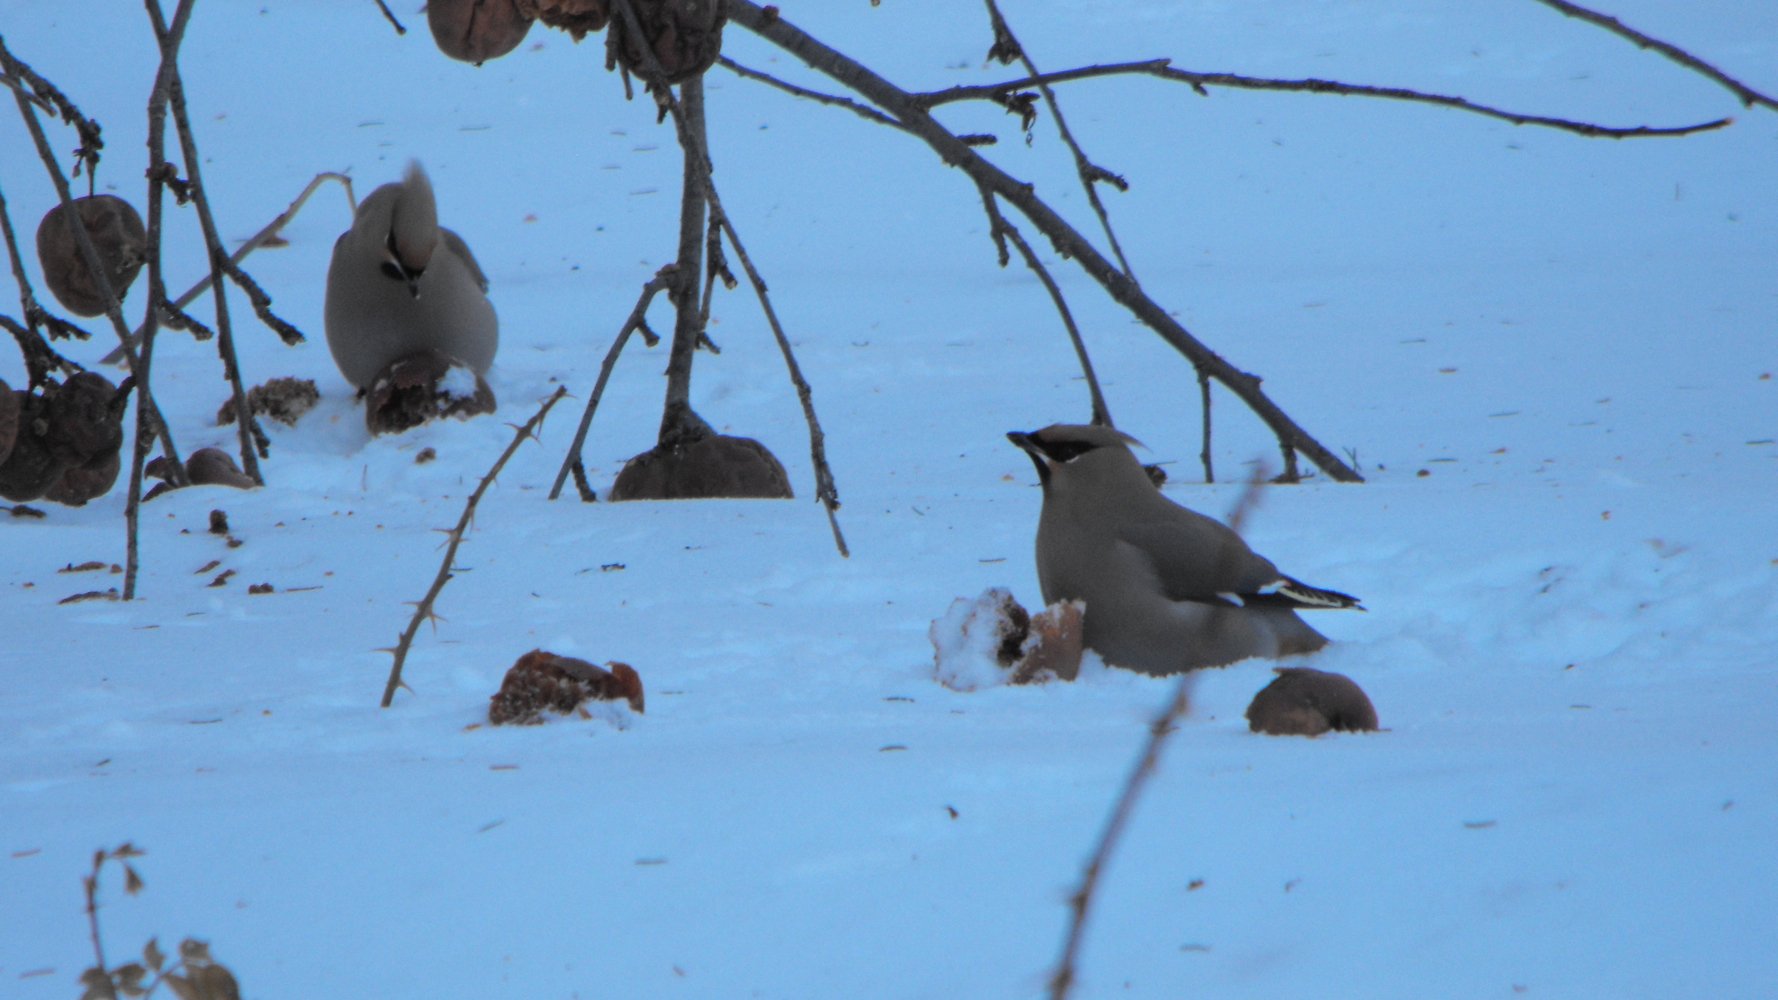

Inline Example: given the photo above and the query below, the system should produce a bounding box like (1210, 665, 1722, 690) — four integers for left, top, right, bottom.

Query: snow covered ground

(3, 1, 1774, 997)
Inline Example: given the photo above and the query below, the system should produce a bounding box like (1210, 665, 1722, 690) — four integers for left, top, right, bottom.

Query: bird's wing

(1117, 519, 1363, 610)
(439, 227, 490, 294)
(1116, 517, 1281, 603)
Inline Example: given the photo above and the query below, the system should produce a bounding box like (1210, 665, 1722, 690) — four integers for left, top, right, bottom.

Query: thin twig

(0, 183, 83, 386)
(0, 40, 105, 182)
(157, 44, 265, 480)
(1047, 470, 1266, 1000)
(382, 387, 568, 708)
(917, 60, 1731, 139)
(728, 1, 1365, 482)
(220, 256, 304, 346)
(1530, 0, 1777, 113)
(990, 201, 1112, 428)
(102, 171, 352, 365)
(1196, 367, 1213, 484)
(373, 0, 408, 35)
(716, 56, 910, 131)
(707, 189, 850, 557)
(981, 0, 1138, 283)
(548, 268, 672, 500)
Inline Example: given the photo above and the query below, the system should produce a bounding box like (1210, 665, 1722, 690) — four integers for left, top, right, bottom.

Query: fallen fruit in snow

(608, 433, 793, 501)
(186, 448, 257, 489)
(216, 376, 319, 428)
(1245, 667, 1378, 736)
(208, 510, 230, 535)
(35, 195, 147, 317)
(488, 649, 645, 725)
(429, 0, 535, 64)
(930, 588, 1086, 690)
(363, 350, 496, 436)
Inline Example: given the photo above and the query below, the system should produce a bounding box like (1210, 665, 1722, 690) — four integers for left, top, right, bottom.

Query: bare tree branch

(383, 387, 568, 708)
(987, 197, 1112, 428)
(716, 56, 910, 131)
(102, 171, 352, 365)
(706, 186, 850, 557)
(981, 0, 1138, 283)
(726, 0, 1364, 482)
(373, 0, 408, 36)
(548, 267, 672, 501)
(917, 61, 1733, 139)
(1196, 367, 1213, 484)
(1531, 0, 1778, 113)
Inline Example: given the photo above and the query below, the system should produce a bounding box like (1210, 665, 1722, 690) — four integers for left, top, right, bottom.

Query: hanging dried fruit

(428, 0, 535, 64)
(608, 0, 726, 85)
(517, 0, 610, 40)
(35, 195, 147, 318)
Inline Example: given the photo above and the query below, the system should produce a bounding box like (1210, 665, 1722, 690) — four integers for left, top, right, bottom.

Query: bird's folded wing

(440, 227, 490, 294)
(1116, 520, 1282, 603)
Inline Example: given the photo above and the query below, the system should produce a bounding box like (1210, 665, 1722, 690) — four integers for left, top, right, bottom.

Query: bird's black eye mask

(1033, 439, 1098, 463)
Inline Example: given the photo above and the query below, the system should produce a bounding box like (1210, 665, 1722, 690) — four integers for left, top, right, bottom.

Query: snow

(2, 1, 1775, 998)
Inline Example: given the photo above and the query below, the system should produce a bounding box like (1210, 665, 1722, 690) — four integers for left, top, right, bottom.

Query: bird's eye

(380, 261, 404, 281)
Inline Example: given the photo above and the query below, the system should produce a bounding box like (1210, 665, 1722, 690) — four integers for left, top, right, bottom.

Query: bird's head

(1006, 423, 1143, 486)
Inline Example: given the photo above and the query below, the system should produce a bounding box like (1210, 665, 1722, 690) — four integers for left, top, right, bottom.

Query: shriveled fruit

(428, 0, 535, 64)
(36, 195, 147, 317)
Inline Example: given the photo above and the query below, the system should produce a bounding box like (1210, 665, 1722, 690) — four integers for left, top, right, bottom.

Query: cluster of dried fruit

(0, 372, 130, 506)
(429, 0, 725, 84)
(488, 649, 645, 725)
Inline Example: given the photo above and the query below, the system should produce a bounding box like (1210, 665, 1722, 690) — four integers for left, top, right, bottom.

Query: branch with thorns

(382, 387, 569, 708)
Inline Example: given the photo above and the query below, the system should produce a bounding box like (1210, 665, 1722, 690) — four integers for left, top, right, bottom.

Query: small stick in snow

(381, 387, 568, 708)
(1046, 469, 1266, 1000)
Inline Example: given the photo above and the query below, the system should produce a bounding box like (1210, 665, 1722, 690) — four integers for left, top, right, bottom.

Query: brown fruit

(0, 392, 67, 502)
(489, 649, 645, 725)
(1012, 600, 1086, 684)
(186, 448, 257, 489)
(0, 377, 18, 468)
(1245, 667, 1379, 736)
(36, 195, 147, 317)
(42, 371, 125, 467)
(608, 433, 793, 501)
(428, 0, 535, 64)
(516, 0, 609, 39)
(43, 450, 120, 507)
(364, 350, 497, 436)
(608, 0, 726, 85)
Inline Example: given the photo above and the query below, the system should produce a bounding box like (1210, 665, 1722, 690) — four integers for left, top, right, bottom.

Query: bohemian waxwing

(1006, 423, 1361, 675)
(324, 161, 497, 390)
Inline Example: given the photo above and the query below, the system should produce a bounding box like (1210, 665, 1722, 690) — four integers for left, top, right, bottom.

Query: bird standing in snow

(1007, 423, 1361, 675)
(324, 161, 497, 391)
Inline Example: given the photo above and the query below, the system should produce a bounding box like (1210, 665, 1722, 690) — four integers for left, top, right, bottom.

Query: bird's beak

(1006, 431, 1050, 484)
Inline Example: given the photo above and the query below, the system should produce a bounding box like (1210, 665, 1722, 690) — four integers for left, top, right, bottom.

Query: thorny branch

(981, 0, 1138, 284)
(915, 62, 1732, 139)
(548, 267, 672, 501)
(0, 40, 105, 186)
(382, 387, 568, 708)
(726, 0, 1364, 482)
(1530, 0, 1777, 113)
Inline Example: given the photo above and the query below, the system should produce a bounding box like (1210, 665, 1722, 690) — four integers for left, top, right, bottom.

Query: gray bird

(1007, 423, 1361, 675)
(324, 161, 497, 391)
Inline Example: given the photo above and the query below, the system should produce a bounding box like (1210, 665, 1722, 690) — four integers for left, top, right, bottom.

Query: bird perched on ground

(1006, 423, 1361, 675)
(324, 161, 497, 391)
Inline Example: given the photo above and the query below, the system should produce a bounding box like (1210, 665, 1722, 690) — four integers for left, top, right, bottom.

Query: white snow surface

(2, 1, 1775, 997)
